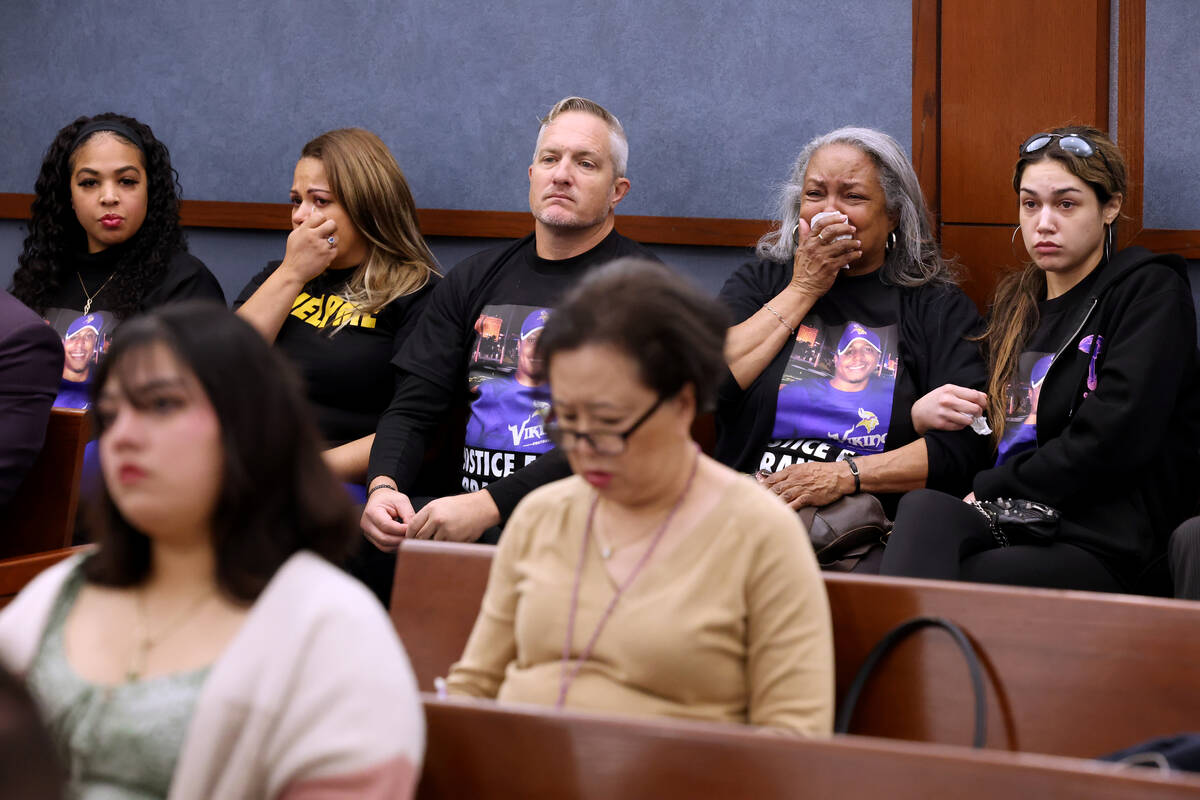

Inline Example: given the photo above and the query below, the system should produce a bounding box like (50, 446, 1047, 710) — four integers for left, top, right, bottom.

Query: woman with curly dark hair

(10, 112, 224, 409)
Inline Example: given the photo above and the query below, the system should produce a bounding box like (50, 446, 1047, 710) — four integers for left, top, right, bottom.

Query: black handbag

(1101, 733, 1200, 772)
(970, 497, 1061, 547)
(835, 616, 988, 747)
(798, 493, 892, 571)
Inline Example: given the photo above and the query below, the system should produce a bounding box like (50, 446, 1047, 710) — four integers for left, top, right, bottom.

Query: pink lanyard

(556, 447, 700, 709)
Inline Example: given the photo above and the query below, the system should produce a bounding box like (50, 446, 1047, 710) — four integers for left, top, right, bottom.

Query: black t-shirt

(234, 262, 437, 447)
(994, 265, 1105, 466)
(36, 244, 224, 410)
(716, 259, 987, 508)
(371, 229, 658, 513)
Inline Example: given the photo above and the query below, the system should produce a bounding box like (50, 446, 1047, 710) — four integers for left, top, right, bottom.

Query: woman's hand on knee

(912, 384, 988, 435)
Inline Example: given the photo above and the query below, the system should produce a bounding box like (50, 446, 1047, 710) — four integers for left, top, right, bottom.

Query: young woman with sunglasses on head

(445, 259, 834, 735)
(10, 113, 224, 409)
(881, 126, 1200, 593)
(0, 303, 424, 799)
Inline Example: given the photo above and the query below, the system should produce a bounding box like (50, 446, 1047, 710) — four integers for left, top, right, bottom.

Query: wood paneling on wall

(942, 224, 1029, 312)
(939, 0, 1110, 226)
(0, 193, 772, 249)
(913, 0, 1115, 310)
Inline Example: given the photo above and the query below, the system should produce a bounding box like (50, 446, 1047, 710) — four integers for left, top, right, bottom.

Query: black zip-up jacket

(974, 247, 1200, 583)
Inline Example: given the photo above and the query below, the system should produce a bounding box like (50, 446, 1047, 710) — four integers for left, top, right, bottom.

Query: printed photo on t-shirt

(43, 309, 115, 410)
(995, 351, 1053, 466)
(462, 304, 553, 492)
(759, 318, 898, 473)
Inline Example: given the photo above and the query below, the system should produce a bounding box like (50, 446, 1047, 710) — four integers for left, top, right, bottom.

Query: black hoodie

(974, 246, 1200, 585)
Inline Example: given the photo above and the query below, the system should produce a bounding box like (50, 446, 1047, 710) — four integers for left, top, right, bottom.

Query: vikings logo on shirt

(759, 318, 899, 472)
(848, 408, 880, 436)
(462, 305, 554, 492)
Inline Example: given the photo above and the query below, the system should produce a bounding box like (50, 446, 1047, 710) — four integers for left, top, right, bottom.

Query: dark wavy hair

(82, 301, 358, 602)
(11, 112, 187, 319)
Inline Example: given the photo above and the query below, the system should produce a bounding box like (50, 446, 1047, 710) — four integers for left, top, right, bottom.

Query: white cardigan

(0, 551, 424, 800)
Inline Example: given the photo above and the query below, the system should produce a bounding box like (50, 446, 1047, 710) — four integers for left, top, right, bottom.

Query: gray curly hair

(756, 126, 954, 287)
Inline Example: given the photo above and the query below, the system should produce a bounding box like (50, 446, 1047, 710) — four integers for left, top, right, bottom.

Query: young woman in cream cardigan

(0, 301, 423, 799)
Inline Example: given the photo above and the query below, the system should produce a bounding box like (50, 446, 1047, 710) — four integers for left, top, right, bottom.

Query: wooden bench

(419, 694, 1200, 799)
(2, 408, 89, 558)
(390, 539, 1200, 758)
(0, 546, 87, 610)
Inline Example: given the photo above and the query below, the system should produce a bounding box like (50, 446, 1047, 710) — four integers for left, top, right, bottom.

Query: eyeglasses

(1020, 132, 1095, 158)
(542, 396, 664, 455)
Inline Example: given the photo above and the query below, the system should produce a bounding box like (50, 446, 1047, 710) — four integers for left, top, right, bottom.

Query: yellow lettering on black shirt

(289, 292, 378, 329)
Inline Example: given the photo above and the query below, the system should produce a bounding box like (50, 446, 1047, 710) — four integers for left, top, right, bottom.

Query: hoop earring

(791, 223, 800, 244)
(885, 230, 897, 253)
(1010, 225, 1028, 261)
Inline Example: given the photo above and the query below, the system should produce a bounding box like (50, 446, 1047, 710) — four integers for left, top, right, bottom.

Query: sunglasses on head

(1020, 132, 1095, 158)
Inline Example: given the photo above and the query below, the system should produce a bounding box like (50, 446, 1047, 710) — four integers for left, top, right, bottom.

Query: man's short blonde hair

(535, 96, 628, 178)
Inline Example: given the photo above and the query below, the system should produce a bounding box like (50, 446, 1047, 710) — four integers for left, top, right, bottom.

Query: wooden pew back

(390, 540, 493, 682)
(825, 573, 1200, 757)
(419, 695, 1200, 800)
(390, 540, 1200, 758)
(2, 408, 89, 558)
(0, 546, 87, 610)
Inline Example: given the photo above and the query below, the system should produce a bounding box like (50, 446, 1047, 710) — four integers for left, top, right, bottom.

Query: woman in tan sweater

(446, 259, 835, 735)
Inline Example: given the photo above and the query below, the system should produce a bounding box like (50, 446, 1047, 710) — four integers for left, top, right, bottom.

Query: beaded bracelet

(763, 303, 795, 336)
(368, 483, 397, 497)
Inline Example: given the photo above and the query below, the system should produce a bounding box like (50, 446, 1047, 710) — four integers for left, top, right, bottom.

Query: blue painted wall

(1143, 0, 1200, 230)
(1, 1, 912, 297)
(1, 1, 910, 220)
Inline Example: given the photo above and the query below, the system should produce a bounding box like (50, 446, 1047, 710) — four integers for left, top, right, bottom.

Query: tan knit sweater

(447, 472, 835, 735)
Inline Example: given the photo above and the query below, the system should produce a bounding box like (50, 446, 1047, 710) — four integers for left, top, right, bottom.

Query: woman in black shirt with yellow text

(235, 129, 440, 489)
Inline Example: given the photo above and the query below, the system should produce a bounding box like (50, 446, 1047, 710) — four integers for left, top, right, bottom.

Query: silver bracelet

(763, 304, 795, 336)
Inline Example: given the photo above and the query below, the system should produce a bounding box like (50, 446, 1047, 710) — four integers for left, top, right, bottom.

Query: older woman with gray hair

(717, 127, 987, 565)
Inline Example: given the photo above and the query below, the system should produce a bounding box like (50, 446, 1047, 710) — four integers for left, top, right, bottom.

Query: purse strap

(834, 616, 987, 748)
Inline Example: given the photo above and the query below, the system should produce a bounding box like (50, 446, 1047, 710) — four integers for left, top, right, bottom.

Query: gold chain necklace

(126, 587, 217, 683)
(77, 271, 118, 315)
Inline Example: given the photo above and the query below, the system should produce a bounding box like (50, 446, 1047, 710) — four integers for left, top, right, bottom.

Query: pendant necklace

(77, 271, 118, 315)
(557, 445, 701, 708)
(593, 527, 616, 560)
(126, 586, 217, 683)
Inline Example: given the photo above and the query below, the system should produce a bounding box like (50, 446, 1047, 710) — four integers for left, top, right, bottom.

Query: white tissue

(970, 416, 992, 435)
(810, 210, 853, 242)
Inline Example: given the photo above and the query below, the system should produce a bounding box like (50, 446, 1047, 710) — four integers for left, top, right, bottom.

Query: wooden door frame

(914, 0, 1199, 258)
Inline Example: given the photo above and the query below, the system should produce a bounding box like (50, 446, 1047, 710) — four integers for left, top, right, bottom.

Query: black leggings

(879, 489, 1124, 592)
